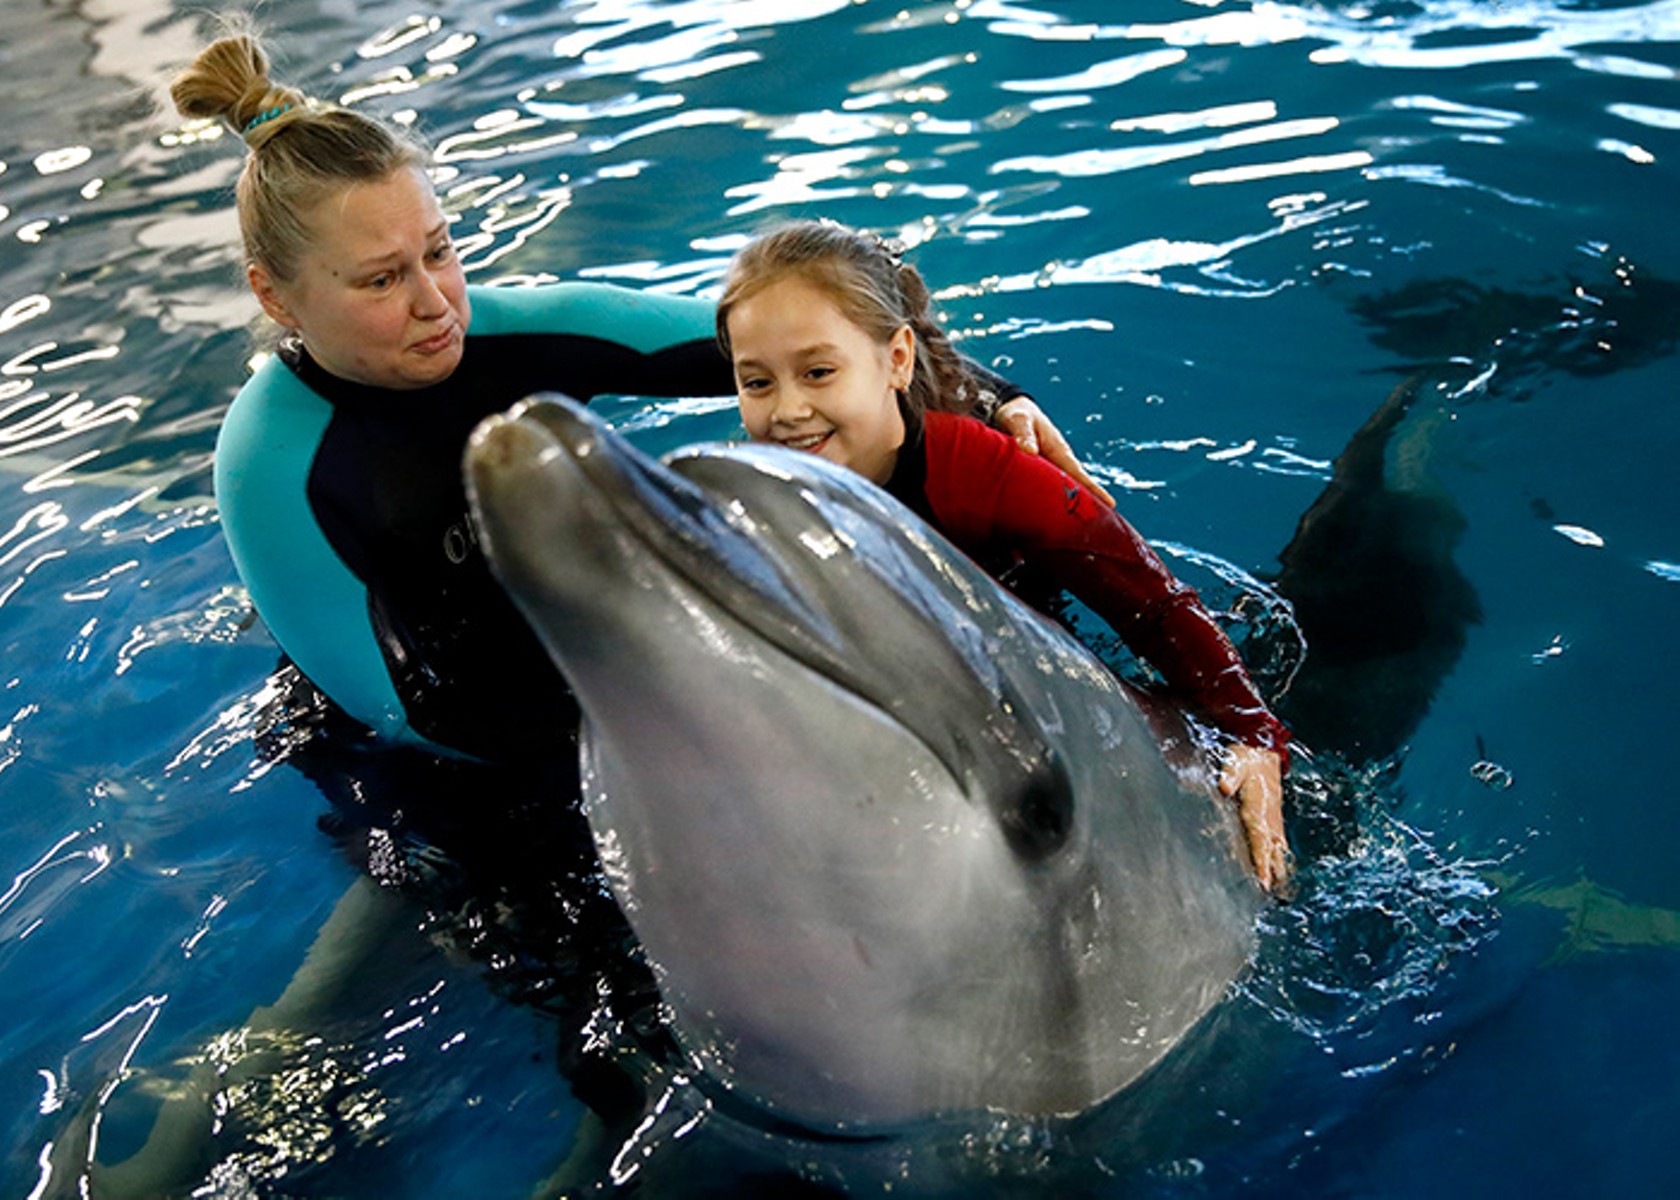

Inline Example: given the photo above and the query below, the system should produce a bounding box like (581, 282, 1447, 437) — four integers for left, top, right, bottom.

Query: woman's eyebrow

(347, 221, 452, 271)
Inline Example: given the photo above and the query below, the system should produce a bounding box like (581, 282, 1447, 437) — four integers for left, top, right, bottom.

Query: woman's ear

(248, 262, 300, 329)
(889, 324, 916, 389)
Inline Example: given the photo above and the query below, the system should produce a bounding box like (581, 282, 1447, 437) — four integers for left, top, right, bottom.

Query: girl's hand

(994, 397, 1117, 508)
(1218, 744, 1293, 897)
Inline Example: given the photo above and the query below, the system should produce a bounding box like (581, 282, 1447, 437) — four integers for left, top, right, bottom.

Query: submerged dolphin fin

(1272, 377, 1480, 760)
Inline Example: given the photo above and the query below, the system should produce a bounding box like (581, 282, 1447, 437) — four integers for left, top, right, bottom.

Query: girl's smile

(726, 274, 914, 486)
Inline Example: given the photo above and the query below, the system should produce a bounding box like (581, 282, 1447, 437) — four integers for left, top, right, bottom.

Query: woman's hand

(994, 397, 1117, 508)
(1219, 744, 1293, 897)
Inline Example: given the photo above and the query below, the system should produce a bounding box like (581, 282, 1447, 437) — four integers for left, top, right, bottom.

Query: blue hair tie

(242, 103, 293, 135)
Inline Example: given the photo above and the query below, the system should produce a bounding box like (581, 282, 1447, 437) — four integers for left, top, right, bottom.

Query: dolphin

(1271, 376, 1481, 761)
(463, 395, 1264, 1131)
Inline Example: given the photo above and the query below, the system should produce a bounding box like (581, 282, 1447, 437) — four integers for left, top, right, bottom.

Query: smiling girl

(717, 220, 1294, 893)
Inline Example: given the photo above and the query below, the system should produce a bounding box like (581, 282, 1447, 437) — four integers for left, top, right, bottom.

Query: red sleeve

(921, 414, 1290, 768)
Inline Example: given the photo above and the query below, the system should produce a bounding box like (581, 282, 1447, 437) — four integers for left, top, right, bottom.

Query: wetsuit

(891, 411, 1291, 764)
(216, 282, 1023, 762)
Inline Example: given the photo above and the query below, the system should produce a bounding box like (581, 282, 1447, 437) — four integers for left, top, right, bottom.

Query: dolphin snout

(467, 405, 577, 481)
(506, 393, 603, 460)
(467, 411, 525, 468)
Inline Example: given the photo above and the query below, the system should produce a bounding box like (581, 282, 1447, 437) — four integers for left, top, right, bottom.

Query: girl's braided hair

(716, 220, 985, 436)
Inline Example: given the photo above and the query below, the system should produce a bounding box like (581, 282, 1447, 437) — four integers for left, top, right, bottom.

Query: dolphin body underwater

(464, 395, 1264, 1131)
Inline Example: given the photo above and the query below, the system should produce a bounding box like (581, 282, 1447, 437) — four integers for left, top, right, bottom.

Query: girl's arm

(934, 417, 1291, 891)
(1038, 511, 1294, 893)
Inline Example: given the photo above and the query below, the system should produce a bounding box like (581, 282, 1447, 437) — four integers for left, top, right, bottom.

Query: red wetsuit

(890, 412, 1290, 767)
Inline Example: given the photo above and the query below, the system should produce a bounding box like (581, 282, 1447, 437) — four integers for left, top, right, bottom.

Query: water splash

(1244, 757, 1502, 1055)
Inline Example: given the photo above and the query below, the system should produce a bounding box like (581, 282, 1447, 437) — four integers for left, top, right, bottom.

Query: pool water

(3, 0, 1679, 1195)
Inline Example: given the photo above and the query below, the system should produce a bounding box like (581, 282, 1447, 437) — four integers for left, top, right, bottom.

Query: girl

(171, 32, 1096, 764)
(717, 220, 1293, 893)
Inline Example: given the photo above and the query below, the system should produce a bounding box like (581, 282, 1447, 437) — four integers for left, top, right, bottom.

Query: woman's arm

(470, 282, 735, 398)
(961, 358, 1117, 508)
(216, 362, 416, 743)
(991, 398, 1117, 509)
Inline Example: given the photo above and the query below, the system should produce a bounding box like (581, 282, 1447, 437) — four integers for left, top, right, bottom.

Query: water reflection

(359, 14, 451, 60)
(1349, 253, 1680, 389)
(962, 195, 1363, 298)
(1001, 47, 1189, 92)
(976, 0, 1680, 70)
(994, 115, 1356, 179)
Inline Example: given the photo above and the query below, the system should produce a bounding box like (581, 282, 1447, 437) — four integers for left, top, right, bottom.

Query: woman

(718, 220, 1293, 892)
(172, 33, 1099, 764)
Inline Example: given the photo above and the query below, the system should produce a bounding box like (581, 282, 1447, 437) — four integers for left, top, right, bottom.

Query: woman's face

(250, 165, 470, 390)
(728, 274, 913, 486)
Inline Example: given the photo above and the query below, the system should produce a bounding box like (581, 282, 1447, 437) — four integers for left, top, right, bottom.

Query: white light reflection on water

(1298, 0, 1680, 70)
(1610, 100, 1680, 130)
(1191, 149, 1375, 186)
(543, 0, 860, 98)
(434, 110, 581, 165)
(1000, 48, 1189, 94)
(1553, 523, 1606, 548)
(588, 106, 751, 155)
(967, 195, 1361, 299)
(359, 14, 443, 59)
(1390, 95, 1528, 133)
(32, 149, 94, 177)
(978, 0, 1680, 70)
(848, 52, 971, 107)
(725, 145, 877, 215)
(995, 115, 1347, 179)
(0, 296, 50, 336)
(448, 180, 575, 275)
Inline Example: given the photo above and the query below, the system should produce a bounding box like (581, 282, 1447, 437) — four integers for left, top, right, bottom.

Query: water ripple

(969, 196, 1360, 298)
(0, 827, 114, 947)
(973, 0, 1680, 69)
(1000, 48, 1189, 94)
(1244, 759, 1503, 1048)
(994, 116, 1350, 180)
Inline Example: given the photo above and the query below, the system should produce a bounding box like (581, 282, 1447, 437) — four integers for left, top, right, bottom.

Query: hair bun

(170, 33, 308, 147)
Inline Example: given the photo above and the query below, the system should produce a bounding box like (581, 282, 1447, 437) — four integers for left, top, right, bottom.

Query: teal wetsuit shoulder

(217, 355, 414, 741)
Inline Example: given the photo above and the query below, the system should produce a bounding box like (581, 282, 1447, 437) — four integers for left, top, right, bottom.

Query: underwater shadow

(1269, 374, 1481, 762)
(1271, 255, 1680, 763)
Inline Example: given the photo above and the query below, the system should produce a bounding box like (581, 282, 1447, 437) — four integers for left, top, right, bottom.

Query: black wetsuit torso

(285, 330, 726, 760)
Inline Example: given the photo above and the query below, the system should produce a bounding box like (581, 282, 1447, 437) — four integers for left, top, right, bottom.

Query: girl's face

(249, 165, 469, 391)
(727, 274, 913, 486)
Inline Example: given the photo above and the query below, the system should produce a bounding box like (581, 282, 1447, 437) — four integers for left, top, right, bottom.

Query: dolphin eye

(998, 753, 1073, 863)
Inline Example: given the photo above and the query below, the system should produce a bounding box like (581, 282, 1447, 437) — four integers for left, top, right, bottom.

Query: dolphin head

(468, 394, 1078, 856)
(465, 395, 1259, 1129)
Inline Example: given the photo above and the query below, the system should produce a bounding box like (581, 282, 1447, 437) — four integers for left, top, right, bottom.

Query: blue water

(3, 0, 1678, 1195)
